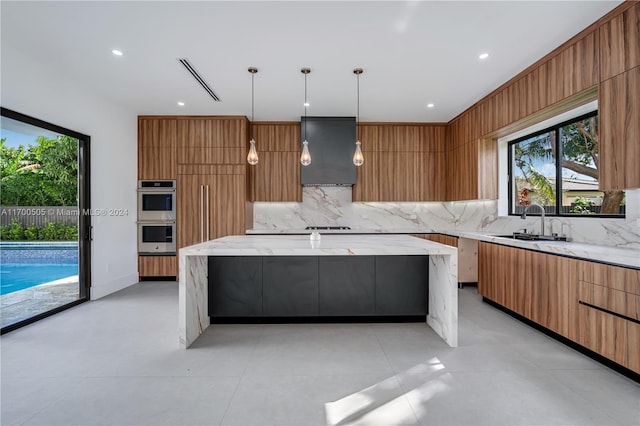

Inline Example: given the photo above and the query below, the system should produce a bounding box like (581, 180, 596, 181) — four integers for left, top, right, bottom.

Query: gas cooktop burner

(305, 226, 351, 230)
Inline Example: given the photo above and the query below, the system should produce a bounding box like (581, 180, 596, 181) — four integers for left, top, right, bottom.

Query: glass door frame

(0, 107, 91, 334)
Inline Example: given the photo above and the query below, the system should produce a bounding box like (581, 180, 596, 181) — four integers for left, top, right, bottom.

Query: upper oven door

(137, 190, 176, 221)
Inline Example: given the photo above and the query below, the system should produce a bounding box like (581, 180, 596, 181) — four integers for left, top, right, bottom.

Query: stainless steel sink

(492, 232, 569, 242)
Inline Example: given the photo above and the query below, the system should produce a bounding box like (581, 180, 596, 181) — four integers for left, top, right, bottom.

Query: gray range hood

(301, 117, 356, 186)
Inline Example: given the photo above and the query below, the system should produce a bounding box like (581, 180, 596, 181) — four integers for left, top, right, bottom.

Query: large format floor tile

(1, 282, 638, 426)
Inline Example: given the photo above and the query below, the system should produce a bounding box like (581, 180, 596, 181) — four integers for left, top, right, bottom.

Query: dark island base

(208, 255, 429, 319)
(210, 315, 427, 324)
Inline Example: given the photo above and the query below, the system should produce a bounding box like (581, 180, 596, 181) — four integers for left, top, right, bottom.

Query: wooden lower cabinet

(138, 255, 177, 278)
(416, 234, 458, 247)
(478, 241, 638, 374)
(578, 304, 629, 368)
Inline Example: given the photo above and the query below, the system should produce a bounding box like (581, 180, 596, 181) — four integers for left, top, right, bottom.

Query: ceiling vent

(178, 58, 221, 102)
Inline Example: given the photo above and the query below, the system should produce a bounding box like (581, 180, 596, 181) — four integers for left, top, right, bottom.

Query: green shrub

(24, 224, 39, 240)
(0, 225, 10, 240)
(40, 222, 58, 240)
(8, 218, 24, 240)
(0, 219, 77, 241)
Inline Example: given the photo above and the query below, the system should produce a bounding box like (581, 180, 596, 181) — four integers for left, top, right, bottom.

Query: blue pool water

(0, 242, 78, 295)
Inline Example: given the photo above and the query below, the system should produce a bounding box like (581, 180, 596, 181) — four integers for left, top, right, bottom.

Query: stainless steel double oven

(137, 180, 176, 254)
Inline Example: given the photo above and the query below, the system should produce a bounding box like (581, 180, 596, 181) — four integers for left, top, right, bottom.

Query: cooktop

(305, 226, 351, 230)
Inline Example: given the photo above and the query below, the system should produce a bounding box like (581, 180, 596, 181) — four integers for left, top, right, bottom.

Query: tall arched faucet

(521, 203, 545, 236)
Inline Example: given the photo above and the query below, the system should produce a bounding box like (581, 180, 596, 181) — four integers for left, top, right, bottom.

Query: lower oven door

(138, 222, 176, 254)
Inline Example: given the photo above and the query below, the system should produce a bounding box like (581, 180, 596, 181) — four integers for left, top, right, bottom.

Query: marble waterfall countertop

(179, 234, 458, 349)
(246, 229, 639, 269)
(181, 234, 457, 256)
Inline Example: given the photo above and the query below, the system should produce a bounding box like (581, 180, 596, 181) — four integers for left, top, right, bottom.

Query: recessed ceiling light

(304, 102, 310, 107)
(427, 103, 435, 108)
(479, 53, 489, 60)
(112, 49, 123, 56)
(177, 101, 185, 107)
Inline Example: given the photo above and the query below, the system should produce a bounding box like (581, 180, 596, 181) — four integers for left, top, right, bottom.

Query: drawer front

(578, 304, 628, 368)
(579, 261, 640, 296)
(579, 281, 640, 320)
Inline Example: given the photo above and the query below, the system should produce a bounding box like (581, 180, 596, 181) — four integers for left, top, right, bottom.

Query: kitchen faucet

(521, 203, 545, 236)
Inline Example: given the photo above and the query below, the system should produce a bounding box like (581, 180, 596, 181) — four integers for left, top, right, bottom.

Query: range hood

(301, 117, 356, 186)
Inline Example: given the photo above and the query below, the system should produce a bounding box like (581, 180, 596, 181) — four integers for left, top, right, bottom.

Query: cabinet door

(209, 174, 246, 239)
(250, 151, 301, 201)
(177, 174, 215, 249)
(177, 118, 246, 165)
(138, 255, 177, 277)
(208, 256, 262, 317)
(318, 256, 375, 316)
(375, 256, 428, 315)
(249, 123, 302, 202)
(138, 118, 177, 180)
(599, 67, 640, 190)
(178, 173, 246, 249)
(263, 257, 319, 316)
(599, 3, 640, 81)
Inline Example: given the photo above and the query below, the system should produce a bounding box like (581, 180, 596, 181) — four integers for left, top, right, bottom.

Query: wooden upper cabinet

(600, 2, 640, 81)
(445, 137, 497, 202)
(138, 118, 177, 180)
(352, 123, 446, 202)
(177, 117, 247, 165)
(139, 118, 177, 148)
(248, 122, 302, 202)
(599, 66, 640, 190)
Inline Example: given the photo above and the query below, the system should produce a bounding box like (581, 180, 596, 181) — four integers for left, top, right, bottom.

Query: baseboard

(90, 272, 139, 299)
(482, 297, 640, 384)
(210, 315, 426, 324)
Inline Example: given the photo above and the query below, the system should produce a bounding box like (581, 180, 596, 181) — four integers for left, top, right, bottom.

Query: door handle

(199, 184, 204, 243)
(206, 185, 210, 241)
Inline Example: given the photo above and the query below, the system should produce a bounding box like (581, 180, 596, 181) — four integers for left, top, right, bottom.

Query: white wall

(1, 43, 139, 299)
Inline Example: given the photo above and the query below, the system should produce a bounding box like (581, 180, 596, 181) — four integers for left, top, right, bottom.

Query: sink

(492, 232, 569, 242)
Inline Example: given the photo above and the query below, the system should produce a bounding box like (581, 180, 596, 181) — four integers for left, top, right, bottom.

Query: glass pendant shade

(247, 66, 259, 165)
(353, 140, 364, 166)
(247, 139, 259, 165)
(353, 68, 364, 167)
(300, 140, 311, 166)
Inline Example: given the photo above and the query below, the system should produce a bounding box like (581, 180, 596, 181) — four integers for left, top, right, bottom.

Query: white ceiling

(1, 1, 622, 122)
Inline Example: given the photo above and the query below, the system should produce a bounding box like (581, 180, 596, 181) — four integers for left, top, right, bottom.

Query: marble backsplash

(252, 187, 640, 249)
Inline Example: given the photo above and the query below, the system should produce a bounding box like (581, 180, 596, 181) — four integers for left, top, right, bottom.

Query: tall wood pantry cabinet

(138, 116, 249, 277)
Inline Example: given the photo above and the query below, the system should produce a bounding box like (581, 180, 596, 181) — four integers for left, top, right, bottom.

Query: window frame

(507, 110, 624, 218)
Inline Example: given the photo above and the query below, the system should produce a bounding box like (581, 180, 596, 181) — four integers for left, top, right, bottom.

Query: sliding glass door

(0, 108, 90, 332)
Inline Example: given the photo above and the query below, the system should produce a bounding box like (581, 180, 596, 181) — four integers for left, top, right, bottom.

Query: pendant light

(247, 67, 259, 165)
(353, 68, 364, 166)
(300, 67, 312, 166)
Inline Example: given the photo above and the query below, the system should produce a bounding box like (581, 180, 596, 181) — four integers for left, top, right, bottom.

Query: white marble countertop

(181, 234, 457, 257)
(245, 229, 639, 269)
(449, 231, 640, 270)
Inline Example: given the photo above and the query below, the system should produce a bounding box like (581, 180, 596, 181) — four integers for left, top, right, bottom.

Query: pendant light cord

(251, 72, 255, 140)
(304, 71, 307, 141)
(356, 72, 360, 140)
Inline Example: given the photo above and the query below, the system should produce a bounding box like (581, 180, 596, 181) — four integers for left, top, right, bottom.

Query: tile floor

(1, 279, 79, 328)
(1, 282, 638, 426)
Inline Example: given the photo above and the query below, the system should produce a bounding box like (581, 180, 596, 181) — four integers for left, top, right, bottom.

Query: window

(508, 111, 624, 217)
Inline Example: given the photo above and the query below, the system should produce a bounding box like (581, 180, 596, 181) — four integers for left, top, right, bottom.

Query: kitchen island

(179, 234, 458, 348)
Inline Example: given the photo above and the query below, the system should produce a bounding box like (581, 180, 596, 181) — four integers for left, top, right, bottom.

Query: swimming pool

(0, 242, 78, 295)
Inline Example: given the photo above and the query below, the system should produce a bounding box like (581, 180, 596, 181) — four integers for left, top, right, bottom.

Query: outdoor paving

(0, 276, 79, 328)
